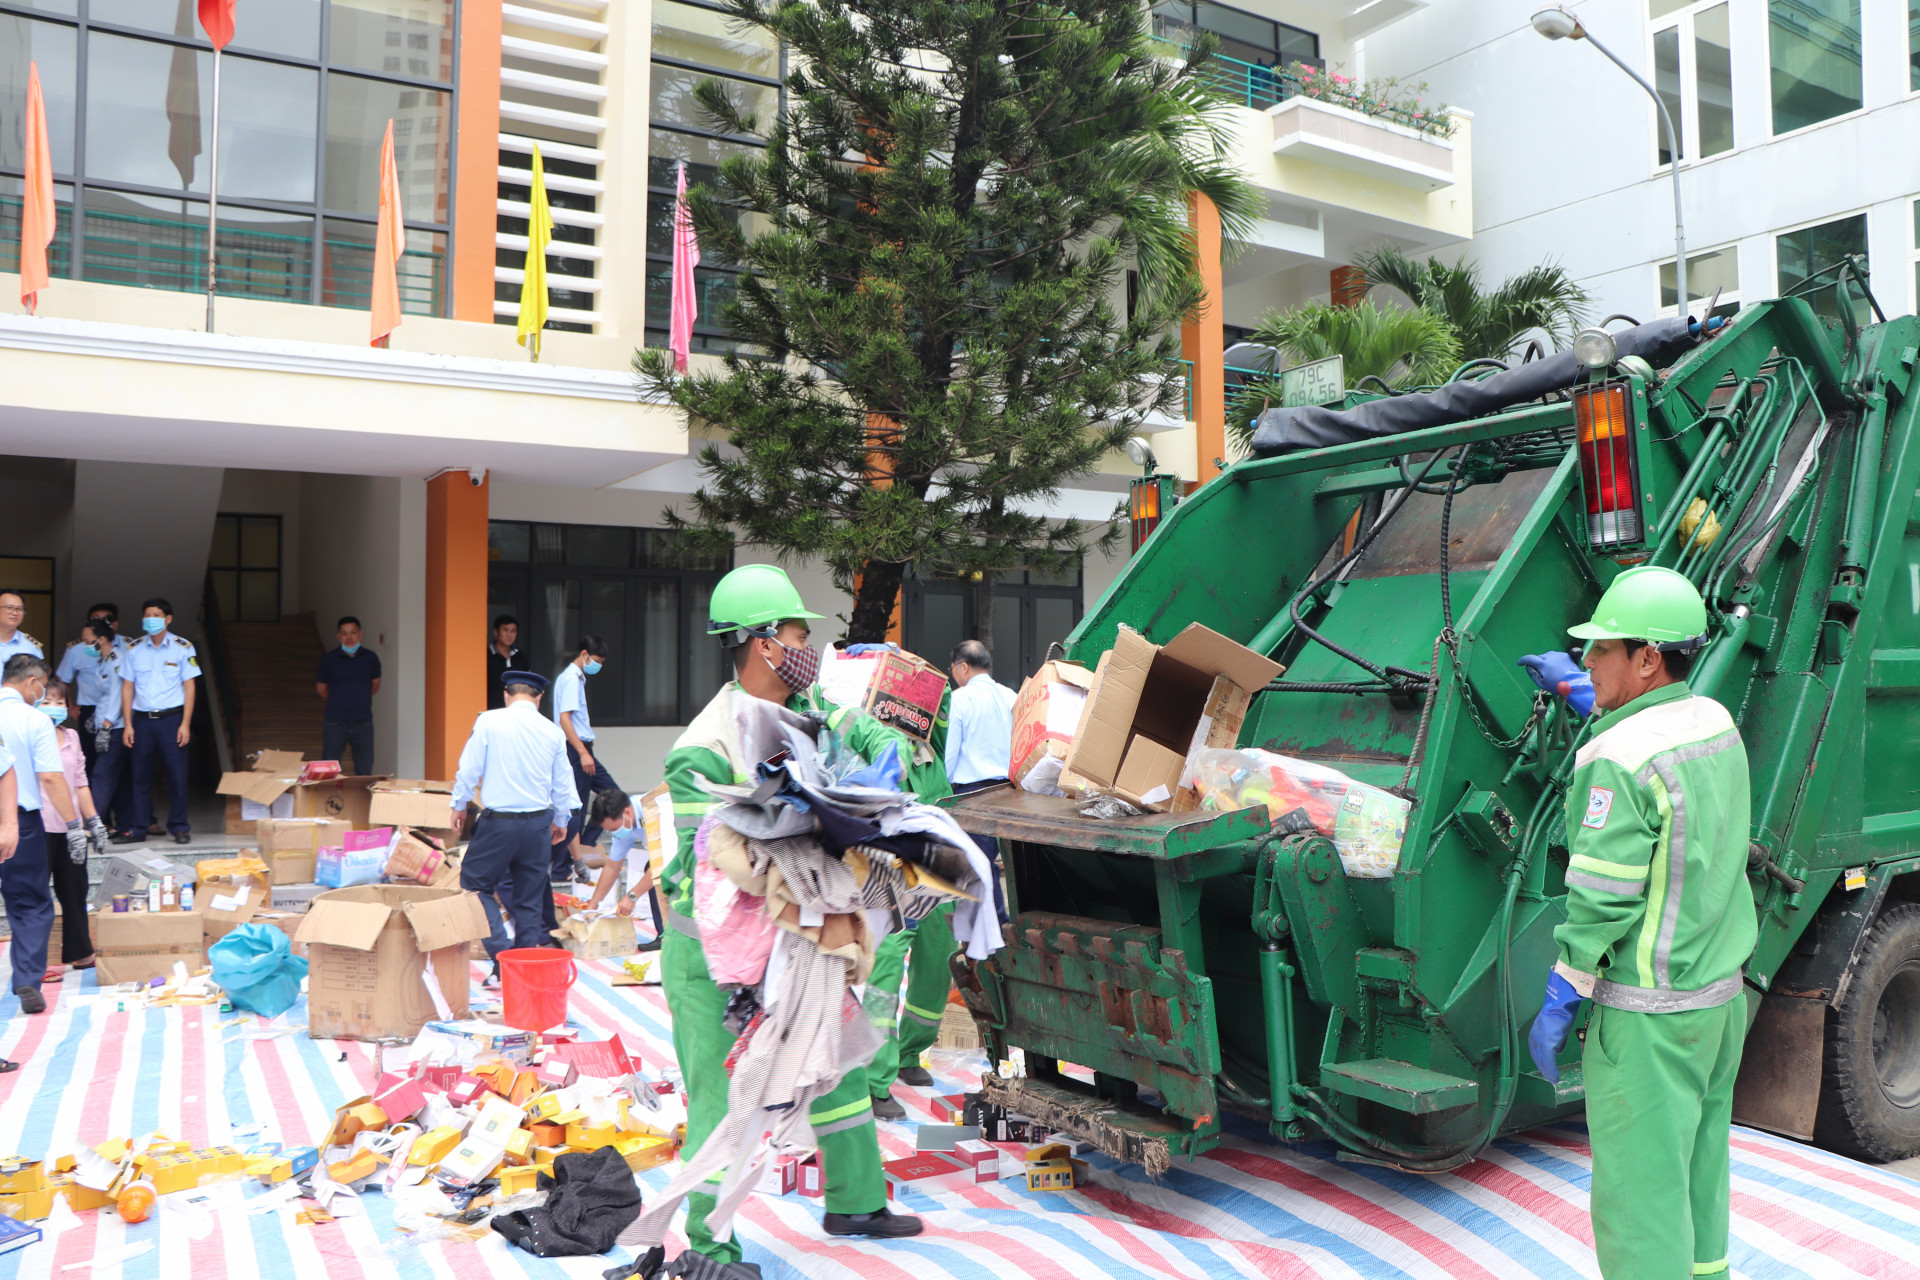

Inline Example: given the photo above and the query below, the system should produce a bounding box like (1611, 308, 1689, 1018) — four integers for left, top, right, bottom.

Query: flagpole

(204, 44, 220, 331)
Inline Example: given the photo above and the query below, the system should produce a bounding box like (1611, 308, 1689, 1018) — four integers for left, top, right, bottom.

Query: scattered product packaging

(1011, 659, 1098, 796)
(1190, 747, 1410, 878)
(254, 819, 351, 885)
(820, 647, 949, 744)
(92, 909, 205, 985)
(316, 828, 397, 889)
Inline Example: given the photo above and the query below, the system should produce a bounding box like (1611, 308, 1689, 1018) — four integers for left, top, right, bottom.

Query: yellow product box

(198, 1146, 246, 1175)
(1025, 1157, 1076, 1192)
(502, 1129, 535, 1164)
(612, 1134, 675, 1174)
(262, 1158, 296, 1184)
(565, 1121, 620, 1152)
(496, 1164, 542, 1196)
(0, 1186, 56, 1220)
(50, 1155, 76, 1175)
(525, 1093, 564, 1122)
(472, 1063, 517, 1095)
(409, 1126, 463, 1168)
(0, 1156, 45, 1194)
(327, 1150, 382, 1185)
(549, 1108, 586, 1127)
(509, 1070, 541, 1106)
(55, 1175, 115, 1212)
(244, 1155, 280, 1180)
(95, 1138, 131, 1164)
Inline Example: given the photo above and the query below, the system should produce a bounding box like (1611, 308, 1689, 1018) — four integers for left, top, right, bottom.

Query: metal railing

(0, 195, 443, 313)
(1166, 358, 1284, 422)
(1178, 50, 1457, 137)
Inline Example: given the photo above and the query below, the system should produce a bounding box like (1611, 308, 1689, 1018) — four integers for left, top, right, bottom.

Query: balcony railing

(1164, 357, 1289, 425)
(0, 195, 444, 315)
(1187, 52, 1457, 139)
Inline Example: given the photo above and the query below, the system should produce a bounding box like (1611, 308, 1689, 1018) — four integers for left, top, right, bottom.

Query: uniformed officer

(450, 670, 578, 970)
(116, 598, 200, 844)
(0, 592, 43, 665)
(663, 564, 927, 1269)
(583, 789, 663, 949)
(57, 608, 129, 805)
(1527, 567, 1754, 1280)
(550, 634, 618, 879)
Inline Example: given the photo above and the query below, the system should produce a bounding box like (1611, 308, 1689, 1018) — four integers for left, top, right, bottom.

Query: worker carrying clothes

(1526, 565, 1756, 1280)
(655, 564, 934, 1274)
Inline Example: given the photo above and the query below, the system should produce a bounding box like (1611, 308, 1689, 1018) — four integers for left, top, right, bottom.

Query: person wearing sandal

(40, 679, 105, 979)
(0, 654, 83, 1016)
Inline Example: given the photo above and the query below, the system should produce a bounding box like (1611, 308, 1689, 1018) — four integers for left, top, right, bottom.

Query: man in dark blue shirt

(315, 616, 382, 775)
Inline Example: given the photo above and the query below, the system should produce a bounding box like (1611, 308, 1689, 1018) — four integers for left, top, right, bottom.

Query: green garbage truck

(949, 268, 1920, 1172)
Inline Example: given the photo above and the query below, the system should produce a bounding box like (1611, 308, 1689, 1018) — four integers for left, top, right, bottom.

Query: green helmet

(706, 564, 824, 645)
(1568, 566, 1708, 650)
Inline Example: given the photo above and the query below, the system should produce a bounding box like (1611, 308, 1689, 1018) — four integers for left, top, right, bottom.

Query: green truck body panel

(951, 294, 1920, 1168)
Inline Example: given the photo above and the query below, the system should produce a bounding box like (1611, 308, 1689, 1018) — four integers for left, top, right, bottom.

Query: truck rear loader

(950, 269, 1920, 1172)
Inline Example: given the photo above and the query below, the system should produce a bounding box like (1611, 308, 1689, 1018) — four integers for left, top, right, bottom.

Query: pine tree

(634, 0, 1258, 643)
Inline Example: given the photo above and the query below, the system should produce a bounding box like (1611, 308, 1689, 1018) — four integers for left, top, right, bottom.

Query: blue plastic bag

(209, 923, 309, 1018)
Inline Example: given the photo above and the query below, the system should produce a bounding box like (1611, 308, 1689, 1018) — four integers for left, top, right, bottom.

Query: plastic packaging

(1191, 747, 1410, 878)
(117, 1178, 156, 1223)
(208, 922, 310, 1017)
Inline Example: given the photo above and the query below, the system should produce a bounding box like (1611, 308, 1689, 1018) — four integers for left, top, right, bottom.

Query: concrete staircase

(221, 612, 328, 763)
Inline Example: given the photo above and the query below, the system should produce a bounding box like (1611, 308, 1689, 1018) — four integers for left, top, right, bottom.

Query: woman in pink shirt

(40, 680, 107, 978)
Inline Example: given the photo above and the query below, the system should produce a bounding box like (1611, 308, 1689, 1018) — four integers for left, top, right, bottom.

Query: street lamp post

(1530, 7, 1688, 317)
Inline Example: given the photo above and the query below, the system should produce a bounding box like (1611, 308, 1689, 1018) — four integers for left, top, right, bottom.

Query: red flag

(369, 119, 405, 346)
(197, 0, 234, 50)
(19, 61, 54, 315)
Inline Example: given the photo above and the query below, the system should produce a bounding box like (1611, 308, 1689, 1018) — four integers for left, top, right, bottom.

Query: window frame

(1646, 0, 1736, 171)
(1763, 0, 1865, 139)
(1654, 243, 1742, 320)
(485, 520, 734, 727)
(901, 564, 1085, 688)
(208, 512, 284, 624)
(0, 0, 459, 315)
(1773, 208, 1872, 323)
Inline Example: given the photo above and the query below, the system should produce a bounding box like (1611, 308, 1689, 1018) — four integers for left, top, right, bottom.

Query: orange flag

(369, 119, 405, 346)
(19, 61, 54, 315)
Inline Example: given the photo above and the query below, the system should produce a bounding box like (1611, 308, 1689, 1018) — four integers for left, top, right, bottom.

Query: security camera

(468, 468, 487, 487)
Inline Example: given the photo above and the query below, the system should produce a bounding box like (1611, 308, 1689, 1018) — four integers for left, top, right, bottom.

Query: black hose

(1261, 680, 1391, 695)
(1597, 313, 1642, 329)
(1398, 453, 1456, 496)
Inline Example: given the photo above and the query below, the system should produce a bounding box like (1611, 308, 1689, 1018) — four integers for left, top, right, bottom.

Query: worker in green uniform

(864, 898, 956, 1116)
(1527, 566, 1756, 1280)
(661, 564, 926, 1268)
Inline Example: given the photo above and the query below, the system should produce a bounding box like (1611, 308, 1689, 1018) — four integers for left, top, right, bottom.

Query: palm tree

(1226, 299, 1458, 450)
(1353, 246, 1591, 361)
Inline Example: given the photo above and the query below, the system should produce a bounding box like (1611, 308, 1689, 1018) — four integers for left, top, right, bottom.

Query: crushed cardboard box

(1011, 659, 1097, 795)
(92, 909, 205, 985)
(1061, 623, 1283, 813)
(821, 647, 948, 744)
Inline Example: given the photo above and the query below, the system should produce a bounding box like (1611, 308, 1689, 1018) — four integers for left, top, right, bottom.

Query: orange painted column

(425, 470, 490, 778)
(451, 0, 503, 322)
(1181, 191, 1225, 491)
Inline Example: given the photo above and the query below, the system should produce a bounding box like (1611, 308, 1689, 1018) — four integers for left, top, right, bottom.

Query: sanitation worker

(1527, 565, 1755, 1280)
(661, 564, 931, 1273)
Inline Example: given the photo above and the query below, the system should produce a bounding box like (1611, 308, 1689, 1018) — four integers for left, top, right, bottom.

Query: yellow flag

(515, 144, 553, 358)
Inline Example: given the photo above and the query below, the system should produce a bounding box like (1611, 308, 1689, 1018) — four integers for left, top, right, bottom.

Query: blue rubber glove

(1528, 970, 1586, 1083)
(843, 642, 899, 657)
(841, 739, 904, 791)
(1516, 652, 1595, 717)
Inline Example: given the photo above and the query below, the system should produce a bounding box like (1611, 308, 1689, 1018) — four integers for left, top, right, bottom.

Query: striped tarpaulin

(1, 958, 1915, 1280)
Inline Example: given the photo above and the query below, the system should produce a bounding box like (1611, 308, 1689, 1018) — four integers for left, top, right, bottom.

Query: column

(1181, 191, 1225, 491)
(425, 468, 489, 778)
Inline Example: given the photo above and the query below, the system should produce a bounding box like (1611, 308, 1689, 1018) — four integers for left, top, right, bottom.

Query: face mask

(584, 660, 603, 676)
(82, 644, 99, 658)
(341, 643, 361, 655)
(143, 617, 166, 635)
(41, 704, 67, 726)
(766, 640, 820, 694)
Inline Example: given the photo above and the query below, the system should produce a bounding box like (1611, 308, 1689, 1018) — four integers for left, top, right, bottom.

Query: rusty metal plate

(1731, 993, 1825, 1140)
(1348, 467, 1557, 578)
(945, 785, 1270, 858)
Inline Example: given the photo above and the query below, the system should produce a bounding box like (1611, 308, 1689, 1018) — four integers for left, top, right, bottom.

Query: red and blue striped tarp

(1, 958, 1914, 1279)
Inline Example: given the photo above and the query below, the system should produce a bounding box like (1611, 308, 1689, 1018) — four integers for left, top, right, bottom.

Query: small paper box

(534, 1059, 578, 1089)
(502, 1129, 536, 1164)
(245, 1156, 280, 1180)
(797, 1156, 824, 1198)
(0, 1187, 56, 1221)
(549, 1108, 587, 1127)
(0, 1157, 45, 1194)
(950, 1138, 997, 1169)
(375, 1077, 430, 1123)
(322, 1096, 385, 1150)
(417, 1065, 463, 1092)
(472, 1063, 517, 1095)
(496, 1164, 542, 1196)
(529, 1121, 569, 1147)
(508, 1071, 541, 1106)
(1025, 1157, 1076, 1192)
(525, 1093, 564, 1121)
(566, 1121, 621, 1151)
(930, 1094, 970, 1124)
(447, 1076, 492, 1107)
(1024, 1141, 1073, 1164)
(408, 1127, 463, 1168)
(611, 1134, 675, 1173)
(58, 1177, 115, 1211)
(285, 1147, 319, 1177)
(436, 1139, 504, 1185)
(198, 1146, 246, 1174)
(1040, 1131, 1094, 1156)
(327, 1150, 382, 1185)
(49, 1155, 75, 1175)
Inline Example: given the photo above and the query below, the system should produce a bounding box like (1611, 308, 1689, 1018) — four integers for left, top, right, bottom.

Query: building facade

(0, 0, 1472, 790)
(1366, 0, 1918, 328)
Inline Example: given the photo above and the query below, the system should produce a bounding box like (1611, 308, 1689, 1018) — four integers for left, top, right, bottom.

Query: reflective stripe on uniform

(809, 1094, 874, 1137)
(1567, 869, 1647, 895)
(1639, 730, 1742, 989)
(1594, 970, 1743, 1013)
(1569, 854, 1649, 881)
(668, 908, 701, 939)
(1692, 1259, 1729, 1275)
(901, 999, 944, 1027)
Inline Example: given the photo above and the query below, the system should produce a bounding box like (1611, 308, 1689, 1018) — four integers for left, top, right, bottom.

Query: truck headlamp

(1572, 328, 1617, 371)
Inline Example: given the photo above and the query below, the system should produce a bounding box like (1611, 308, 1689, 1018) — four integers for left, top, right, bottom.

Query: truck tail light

(1574, 383, 1642, 549)
(1130, 476, 1166, 552)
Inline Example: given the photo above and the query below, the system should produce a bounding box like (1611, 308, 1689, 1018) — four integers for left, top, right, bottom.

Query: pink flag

(668, 161, 700, 373)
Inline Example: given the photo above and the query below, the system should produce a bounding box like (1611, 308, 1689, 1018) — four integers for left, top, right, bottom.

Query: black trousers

(462, 810, 554, 961)
(48, 833, 92, 963)
(951, 776, 1012, 924)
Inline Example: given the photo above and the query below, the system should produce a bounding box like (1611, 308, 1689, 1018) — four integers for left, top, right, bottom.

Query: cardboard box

(555, 914, 634, 960)
(316, 827, 395, 889)
(93, 909, 205, 985)
(383, 831, 447, 886)
(409, 1127, 462, 1168)
(1060, 624, 1284, 812)
(90, 854, 199, 910)
(197, 861, 271, 943)
(0, 1159, 42, 1195)
(269, 883, 327, 913)
(217, 752, 386, 835)
(368, 780, 458, 835)
(1011, 659, 1098, 794)
(295, 885, 491, 1041)
(612, 1133, 675, 1173)
(256, 819, 350, 884)
(0, 1187, 55, 1220)
(864, 649, 949, 743)
(1024, 1157, 1077, 1191)
(497, 1164, 542, 1196)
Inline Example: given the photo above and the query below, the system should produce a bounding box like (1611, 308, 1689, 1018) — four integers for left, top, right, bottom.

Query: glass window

(209, 513, 282, 622)
(89, 0, 319, 56)
(325, 74, 448, 218)
(320, 220, 442, 313)
(0, 176, 75, 280)
(1694, 5, 1732, 157)
(1769, 0, 1861, 134)
(652, 1, 777, 79)
(1649, 0, 1690, 15)
(489, 521, 531, 563)
(1660, 246, 1739, 310)
(1777, 214, 1868, 323)
(330, 0, 453, 82)
(1653, 26, 1683, 164)
(1912, 0, 1920, 93)
(588, 578, 630, 724)
(649, 65, 778, 135)
(1, 17, 79, 174)
(642, 581, 679, 720)
(567, 526, 631, 567)
(686, 580, 724, 704)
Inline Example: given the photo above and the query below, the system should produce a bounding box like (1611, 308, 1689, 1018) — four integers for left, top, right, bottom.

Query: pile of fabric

(620, 700, 998, 1255)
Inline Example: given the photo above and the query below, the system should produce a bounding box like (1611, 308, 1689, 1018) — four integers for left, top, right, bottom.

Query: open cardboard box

(255, 819, 350, 885)
(368, 780, 459, 837)
(1011, 659, 1097, 795)
(296, 885, 491, 1041)
(1061, 623, 1283, 813)
(820, 647, 948, 743)
(218, 751, 387, 835)
(93, 909, 205, 985)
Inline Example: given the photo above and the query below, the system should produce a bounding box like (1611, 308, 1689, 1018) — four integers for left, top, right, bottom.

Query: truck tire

(1815, 903, 1920, 1161)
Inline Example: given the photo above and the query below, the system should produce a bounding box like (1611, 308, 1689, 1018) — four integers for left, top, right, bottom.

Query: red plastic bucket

(499, 947, 576, 1032)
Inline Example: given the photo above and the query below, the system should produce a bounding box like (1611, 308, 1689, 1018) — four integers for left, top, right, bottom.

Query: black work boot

(823, 1207, 923, 1238)
(870, 1093, 907, 1121)
(896, 1065, 933, 1088)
